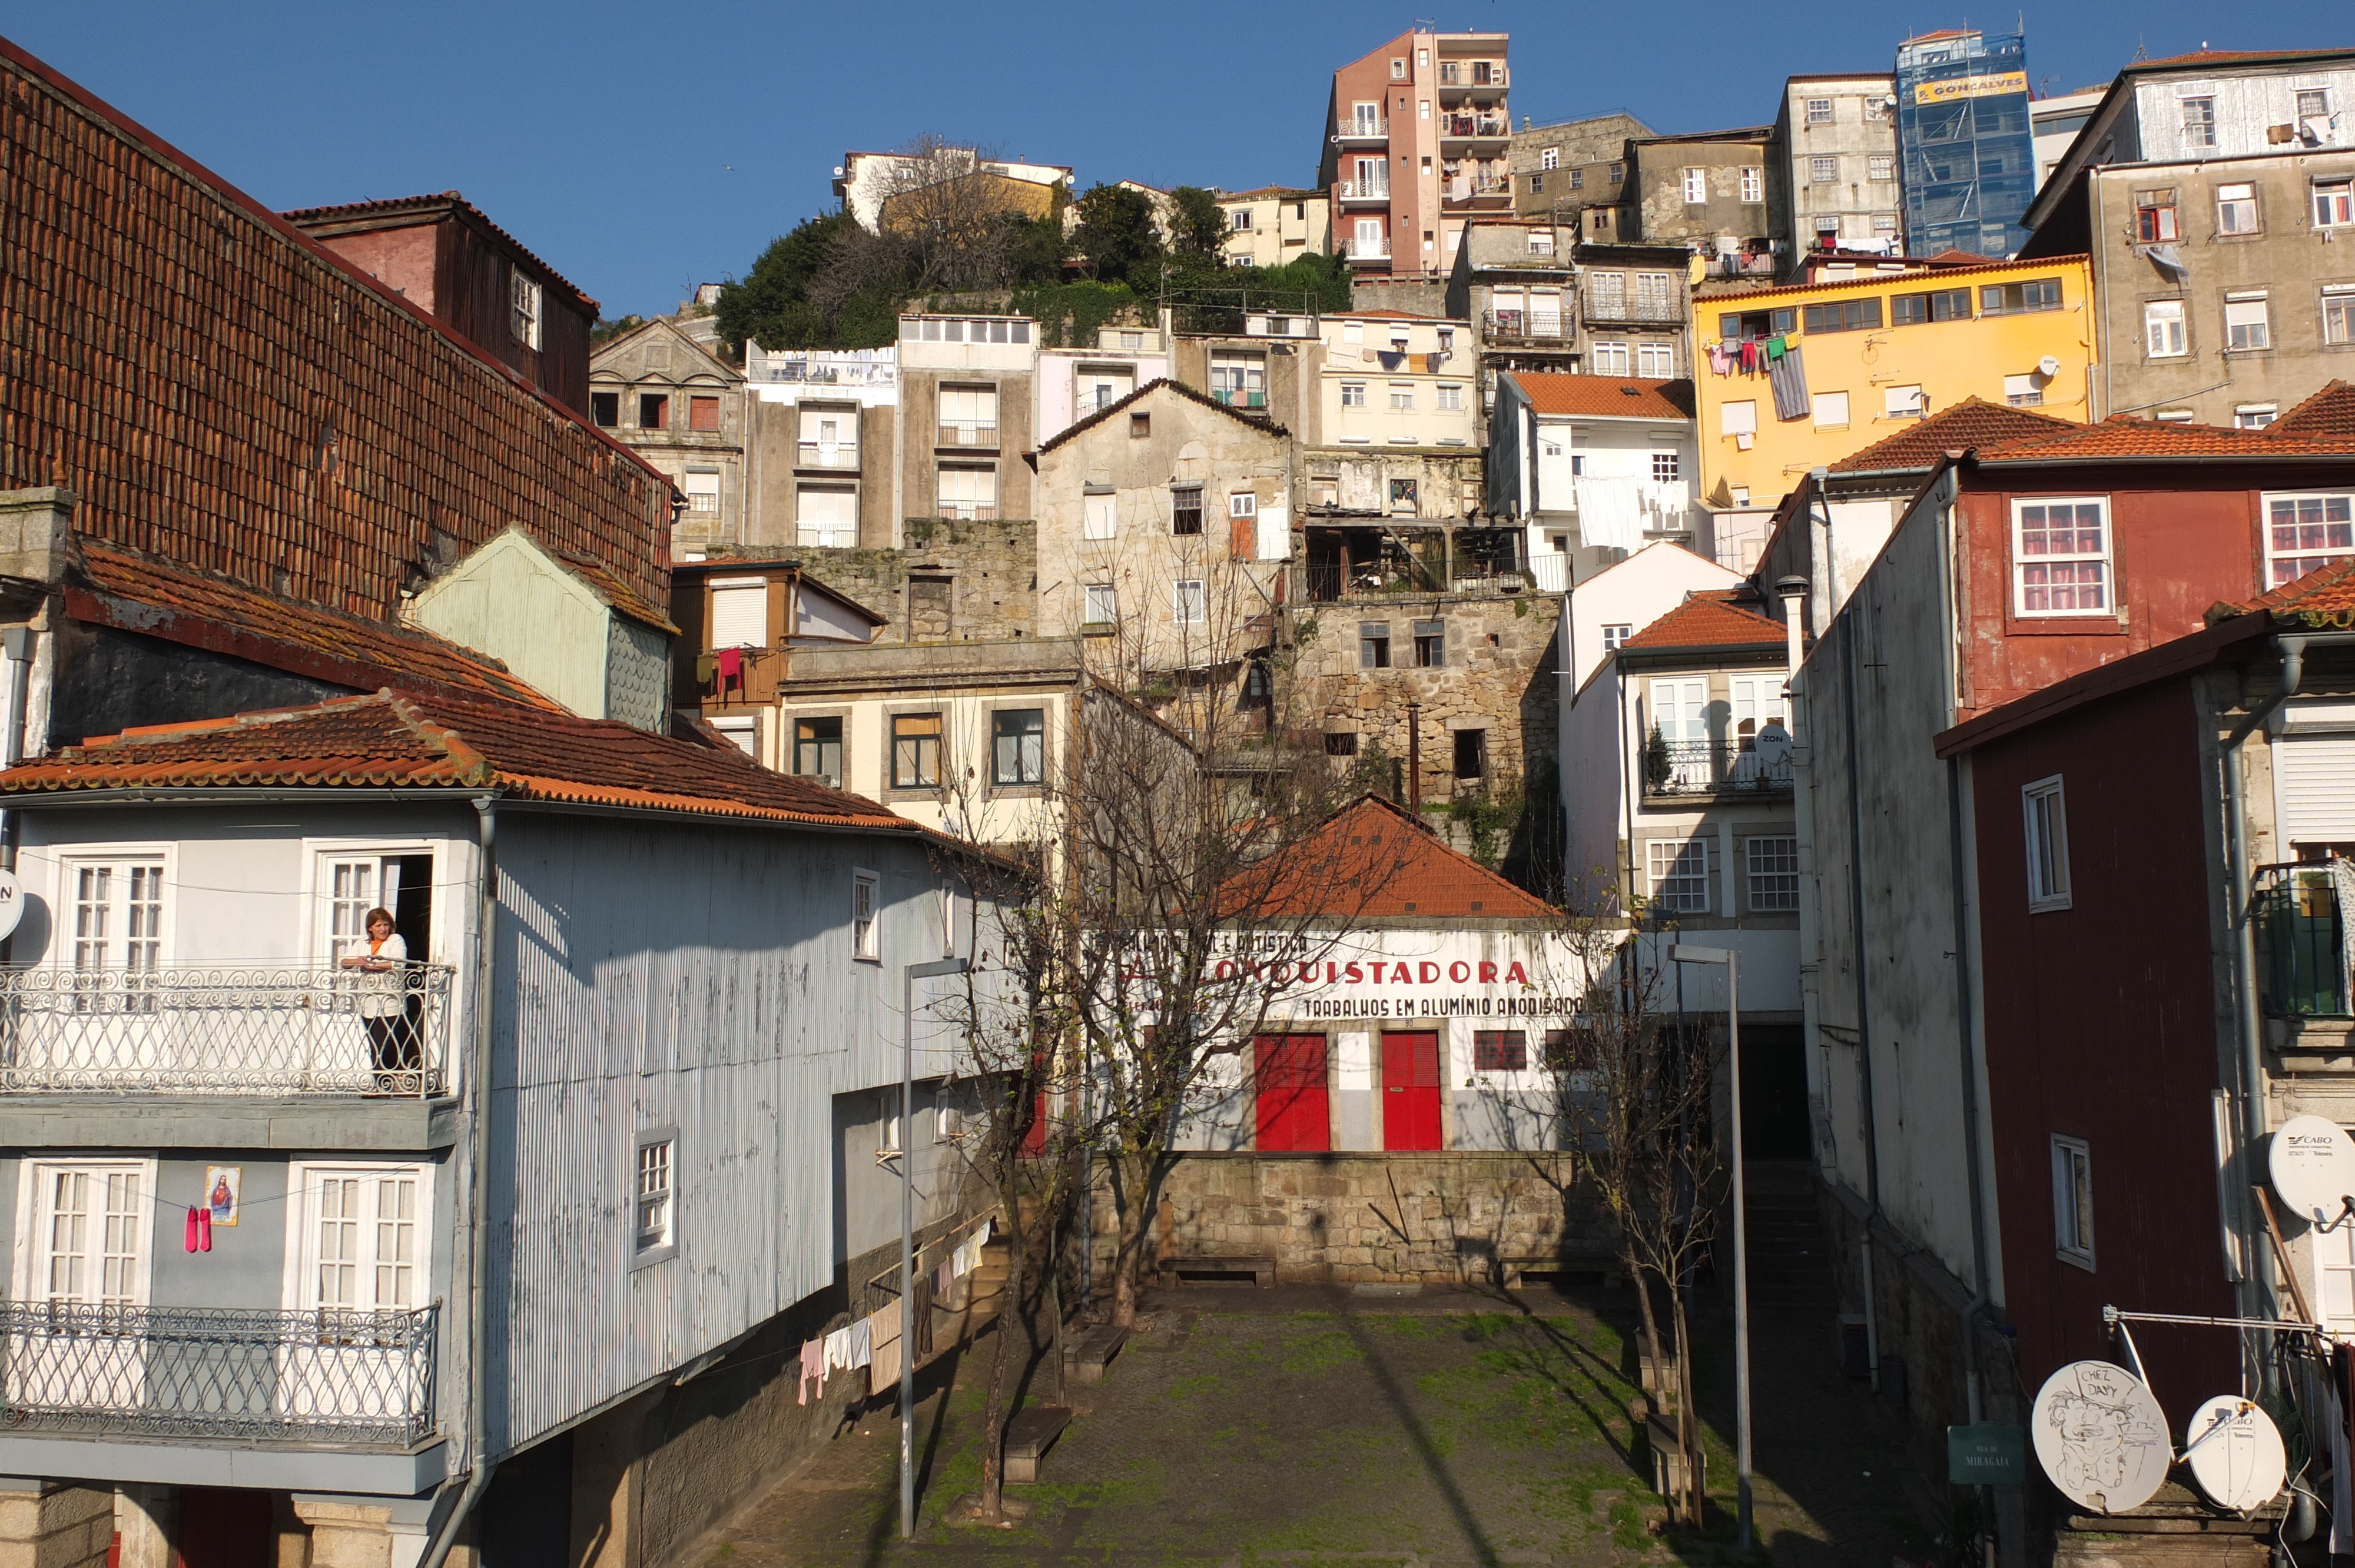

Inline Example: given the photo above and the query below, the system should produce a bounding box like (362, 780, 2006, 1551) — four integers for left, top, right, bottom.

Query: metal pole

(901, 955, 968, 1541)
(1728, 951, 1752, 1555)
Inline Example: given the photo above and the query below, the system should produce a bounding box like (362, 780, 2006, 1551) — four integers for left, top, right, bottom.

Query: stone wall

(785, 517, 1038, 644)
(1108, 1151, 1608, 1285)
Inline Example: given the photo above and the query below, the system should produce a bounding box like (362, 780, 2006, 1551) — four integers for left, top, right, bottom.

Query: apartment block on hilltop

(1895, 28, 2037, 258)
(1219, 187, 1332, 267)
(1767, 75, 1903, 264)
(1318, 28, 1512, 280)
(1508, 111, 1652, 238)
(2022, 46, 2355, 429)
(834, 147, 1073, 232)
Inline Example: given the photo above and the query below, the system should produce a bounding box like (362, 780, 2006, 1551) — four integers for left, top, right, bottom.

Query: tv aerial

(2031, 1360, 2172, 1514)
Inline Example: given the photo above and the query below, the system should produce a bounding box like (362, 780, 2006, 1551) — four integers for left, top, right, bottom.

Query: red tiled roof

(1513, 374, 1694, 420)
(1226, 796, 1555, 921)
(544, 542, 679, 634)
(1978, 414, 2355, 461)
(0, 690, 920, 830)
(1621, 594, 1785, 651)
(1036, 378, 1287, 454)
(280, 192, 596, 312)
(2132, 48, 2353, 70)
(2231, 557, 2355, 624)
(68, 543, 557, 710)
(1829, 397, 2082, 471)
(2271, 381, 2355, 440)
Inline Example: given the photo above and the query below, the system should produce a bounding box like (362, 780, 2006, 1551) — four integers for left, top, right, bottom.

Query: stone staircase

(1739, 1161, 1833, 1305)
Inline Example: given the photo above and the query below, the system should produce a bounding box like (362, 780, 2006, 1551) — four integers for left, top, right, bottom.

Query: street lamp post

(1670, 943, 1750, 1553)
(901, 954, 968, 1540)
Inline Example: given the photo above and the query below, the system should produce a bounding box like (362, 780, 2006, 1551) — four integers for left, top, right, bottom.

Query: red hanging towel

(715, 646, 744, 694)
(184, 1207, 200, 1253)
(197, 1207, 212, 1253)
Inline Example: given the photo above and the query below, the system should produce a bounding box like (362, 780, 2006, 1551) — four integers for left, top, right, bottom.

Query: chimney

(1774, 575, 1809, 718)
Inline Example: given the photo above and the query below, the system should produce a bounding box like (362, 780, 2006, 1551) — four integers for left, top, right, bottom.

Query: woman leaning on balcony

(340, 907, 419, 1092)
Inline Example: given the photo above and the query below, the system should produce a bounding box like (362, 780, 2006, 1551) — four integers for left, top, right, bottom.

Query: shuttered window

(707, 580, 768, 649)
(2277, 737, 2355, 846)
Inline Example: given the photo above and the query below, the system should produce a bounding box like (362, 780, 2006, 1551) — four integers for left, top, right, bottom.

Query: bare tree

(873, 135, 1052, 295)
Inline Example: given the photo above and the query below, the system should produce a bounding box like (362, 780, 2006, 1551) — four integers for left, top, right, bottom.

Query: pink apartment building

(1318, 29, 1512, 280)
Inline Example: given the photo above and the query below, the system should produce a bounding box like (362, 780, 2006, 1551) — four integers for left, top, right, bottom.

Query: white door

(797, 487, 857, 549)
(1355, 218, 1384, 257)
(289, 1167, 429, 1433)
(11, 1163, 151, 1417)
(1729, 676, 1788, 748)
(1648, 678, 1710, 791)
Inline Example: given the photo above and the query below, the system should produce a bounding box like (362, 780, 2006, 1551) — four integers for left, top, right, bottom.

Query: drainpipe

(2224, 634, 2309, 1353)
(0, 626, 31, 881)
(1839, 616, 1883, 1391)
(420, 795, 502, 1568)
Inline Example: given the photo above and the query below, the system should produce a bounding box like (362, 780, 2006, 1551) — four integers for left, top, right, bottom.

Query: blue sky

(0, 2, 2331, 320)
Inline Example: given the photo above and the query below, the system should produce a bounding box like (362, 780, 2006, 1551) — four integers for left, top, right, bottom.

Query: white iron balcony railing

(1336, 180, 1392, 202)
(1345, 237, 1394, 262)
(1484, 310, 1568, 341)
(796, 439, 860, 469)
(0, 1301, 437, 1447)
(1339, 118, 1389, 140)
(0, 964, 454, 1097)
(1643, 738, 1794, 798)
(936, 422, 999, 449)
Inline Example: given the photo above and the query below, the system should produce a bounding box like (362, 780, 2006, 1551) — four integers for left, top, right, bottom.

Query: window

(1130, 412, 1150, 438)
(688, 396, 721, 433)
(1413, 620, 1445, 667)
(1869, 154, 1895, 182)
(2145, 299, 2187, 357)
(2013, 499, 2110, 617)
(1389, 477, 1419, 512)
(1591, 341, 1630, 375)
(793, 717, 843, 785)
(1360, 623, 1391, 668)
(1809, 155, 1838, 184)
(1388, 384, 1415, 410)
(891, 713, 942, 789)
(990, 708, 1046, 786)
(2005, 373, 2042, 408)
(1437, 383, 1464, 410)
(1391, 57, 1407, 79)
(936, 464, 997, 521)
(1588, 271, 1626, 317)
(1173, 580, 1206, 624)
(1740, 166, 1763, 203)
(1747, 837, 1799, 912)
(2235, 404, 2277, 430)
(683, 471, 720, 514)
(1650, 451, 1680, 483)
(301, 1164, 424, 1308)
(2319, 178, 2355, 227)
(635, 1138, 675, 1257)
(2217, 182, 2260, 234)
(1083, 491, 1117, 540)
(2327, 285, 2355, 346)
(938, 385, 999, 446)
(2180, 96, 2216, 149)
(591, 391, 619, 427)
(71, 862, 164, 972)
(1806, 97, 1834, 125)
(1171, 486, 1202, 535)
(1570, 167, 1586, 190)
(1230, 208, 1253, 231)
(1341, 381, 1366, 407)
(1885, 384, 1926, 418)
(1452, 727, 1485, 778)
(638, 393, 669, 429)
(1646, 839, 1713, 913)
(1600, 623, 1633, 651)
(2225, 292, 2271, 351)
(2052, 1135, 2094, 1268)
(2300, 88, 2333, 122)
(2133, 188, 2178, 243)
(1682, 167, 1707, 204)
(2263, 492, 2355, 587)
(1873, 213, 1898, 234)
(2024, 775, 2072, 910)
(1980, 278, 2062, 315)
(1540, 145, 1560, 170)
(1636, 272, 1674, 316)
(1473, 1031, 1527, 1070)
(1637, 341, 1675, 377)
(853, 872, 879, 960)
(1720, 400, 1757, 437)
(1802, 297, 1881, 334)
(1865, 96, 1888, 121)
(510, 274, 542, 350)
(1609, 161, 1626, 184)
(1813, 390, 1850, 428)
(34, 1163, 147, 1309)
(1325, 731, 1359, 757)
(1083, 583, 1117, 626)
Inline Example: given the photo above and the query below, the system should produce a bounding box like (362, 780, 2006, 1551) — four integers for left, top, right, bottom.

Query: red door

(1254, 1034, 1331, 1151)
(172, 1489, 273, 1568)
(1381, 1031, 1442, 1150)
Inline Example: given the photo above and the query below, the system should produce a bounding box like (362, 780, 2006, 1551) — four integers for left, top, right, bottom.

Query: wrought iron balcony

(1336, 180, 1392, 202)
(1482, 310, 1569, 343)
(0, 1301, 438, 1446)
(936, 422, 999, 449)
(1345, 237, 1393, 263)
(1211, 387, 1268, 410)
(0, 964, 454, 1096)
(1584, 298, 1685, 325)
(2255, 861, 2352, 1018)
(1642, 738, 1794, 799)
(1337, 118, 1389, 141)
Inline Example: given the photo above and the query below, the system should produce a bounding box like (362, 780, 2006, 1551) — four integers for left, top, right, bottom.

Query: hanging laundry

(1763, 334, 1787, 362)
(1768, 344, 1811, 421)
(1571, 477, 1643, 554)
(868, 1301, 902, 1396)
(823, 1324, 854, 1371)
(847, 1315, 873, 1370)
(1374, 349, 1407, 371)
(183, 1206, 211, 1254)
(1707, 343, 1732, 376)
(797, 1337, 826, 1404)
(1737, 340, 1758, 373)
(715, 647, 744, 693)
(912, 1273, 936, 1360)
(694, 653, 717, 692)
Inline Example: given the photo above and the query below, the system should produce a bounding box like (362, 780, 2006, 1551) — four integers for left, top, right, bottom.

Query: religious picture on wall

(205, 1166, 240, 1227)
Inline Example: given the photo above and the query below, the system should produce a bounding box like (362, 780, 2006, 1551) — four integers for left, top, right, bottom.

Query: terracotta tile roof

(1036, 378, 1287, 454)
(1223, 186, 1322, 200)
(1226, 796, 1556, 921)
(1620, 593, 1785, 651)
(2132, 48, 2353, 70)
(280, 191, 596, 312)
(1512, 374, 1694, 420)
(2271, 382, 2355, 440)
(0, 690, 920, 831)
(1331, 309, 1449, 321)
(68, 543, 556, 709)
(1976, 414, 2355, 461)
(1828, 397, 2082, 472)
(2231, 557, 2355, 624)
(545, 543, 680, 634)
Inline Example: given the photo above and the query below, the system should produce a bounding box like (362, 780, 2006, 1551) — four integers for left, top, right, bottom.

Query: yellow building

(1691, 254, 2094, 511)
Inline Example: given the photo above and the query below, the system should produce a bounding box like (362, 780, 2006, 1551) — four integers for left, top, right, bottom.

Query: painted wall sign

(1913, 70, 2029, 105)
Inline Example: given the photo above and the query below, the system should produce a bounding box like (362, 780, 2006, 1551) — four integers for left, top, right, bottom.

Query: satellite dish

(2031, 1360, 2172, 1514)
(0, 869, 19, 942)
(2038, 354, 2062, 378)
(2182, 1395, 2287, 1512)
(2269, 1114, 2355, 1227)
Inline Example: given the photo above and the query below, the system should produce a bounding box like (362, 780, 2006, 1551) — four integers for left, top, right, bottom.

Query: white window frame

(1649, 451, 1680, 483)
(1809, 155, 1837, 184)
(1682, 167, 1707, 205)
(2010, 497, 2112, 619)
(2144, 298, 2187, 358)
(1083, 492, 1117, 541)
(1083, 583, 1117, 626)
(1869, 154, 1895, 182)
(2224, 291, 2271, 351)
(2235, 404, 2277, 430)
(2052, 1134, 2095, 1270)
(2022, 775, 2072, 912)
(510, 274, 543, 351)
(14, 1158, 158, 1309)
(1340, 381, 1366, 407)
(1229, 491, 1257, 519)
(1591, 341, 1630, 376)
(2326, 284, 2355, 347)
(2320, 177, 2355, 228)
(1388, 383, 1415, 410)
(1600, 624, 1633, 651)
(632, 1132, 678, 1266)
(1805, 97, 1834, 125)
(1646, 839, 1714, 915)
(1436, 383, 1464, 411)
(1885, 384, 1926, 419)
(2261, 490, 2355, 589)
(1636, 341, 1675, 378)
(2180, 95, 2217, 148)
(1746, 836, 1799, 913)
(1740, 166, 1763, 203)
(853, 870, 880, 962)
(59, 852, 171, 975)
(1173, 579, 1207, 625)
(280, 1159, 433, 1311)
(2217, 182, 2259, 235)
